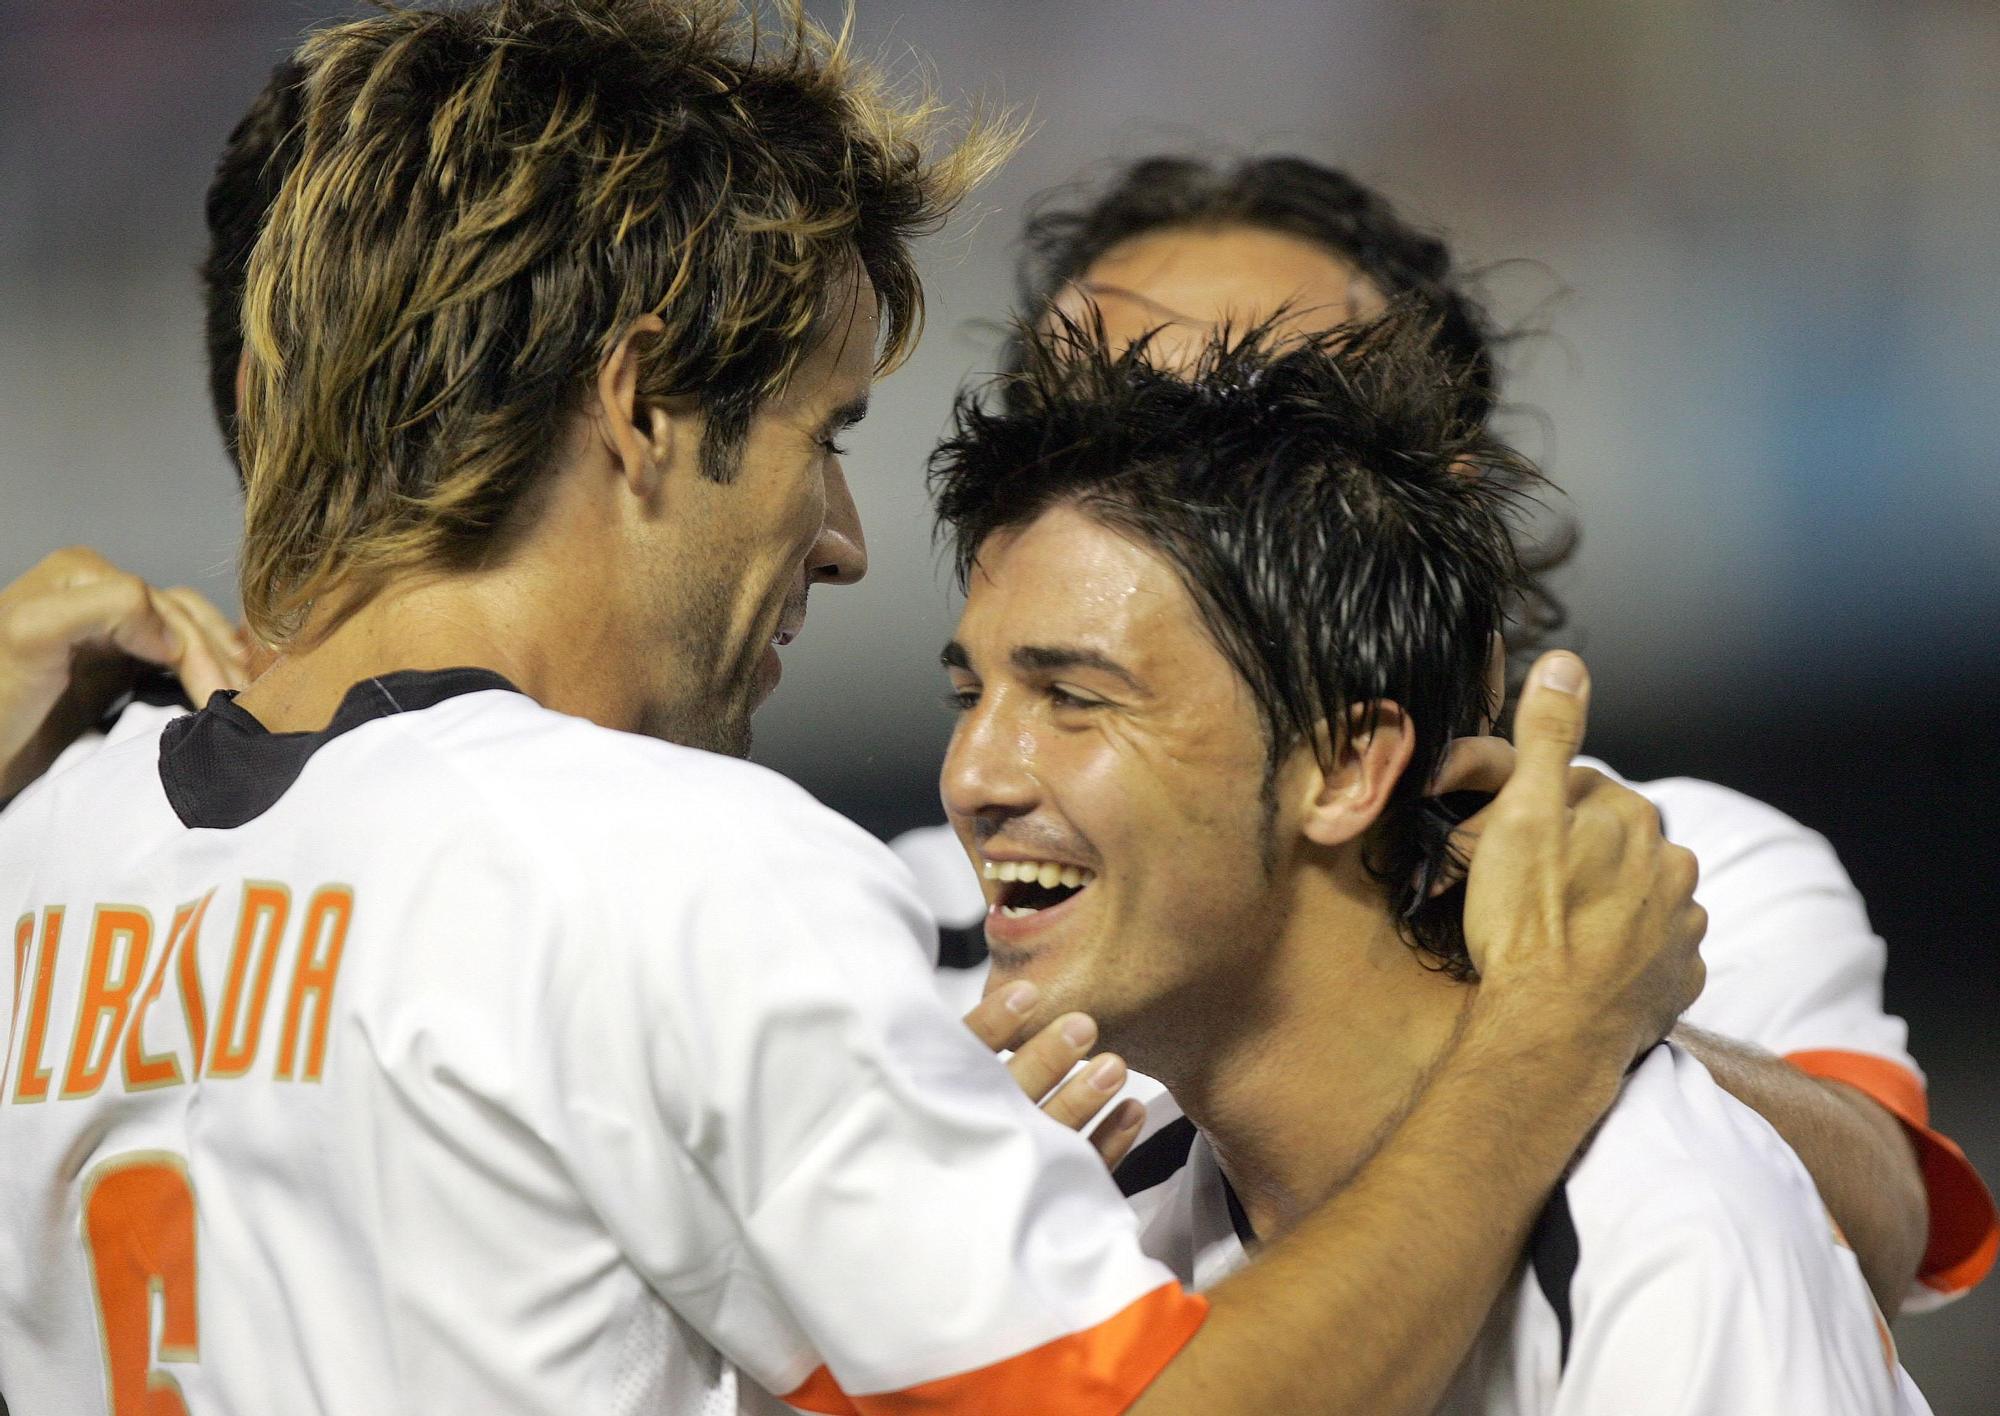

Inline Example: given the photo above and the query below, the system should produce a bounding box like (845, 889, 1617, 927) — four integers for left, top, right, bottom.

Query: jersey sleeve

(1637, 773, 1996, 1308)
(1552, 1212, 1925, 1416)
(543, 758, 1205, 1413)
(1553, 1048, 1931, 1416)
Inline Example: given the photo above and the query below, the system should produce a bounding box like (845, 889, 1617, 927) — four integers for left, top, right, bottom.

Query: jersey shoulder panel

(366, 695, 930, 954)
(1583, 762, 1912, 1068)
(1553, 1044, 1922, 1414)
(1567, 1043, 1831, 1244)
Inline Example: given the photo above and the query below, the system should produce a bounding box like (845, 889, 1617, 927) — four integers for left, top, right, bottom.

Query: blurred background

(2, 0, 1995, 1404)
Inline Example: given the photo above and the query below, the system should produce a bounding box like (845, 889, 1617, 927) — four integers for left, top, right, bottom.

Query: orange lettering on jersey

(61, 907, 154, 1099)
(12, 906, 65, 1103)
(207, 883, 289, 1079)
(122, 893, 214, 1093)
(276, 886, 352, 1083)
(11, 913, 29, 1026)
(178, 906, 208, 1069)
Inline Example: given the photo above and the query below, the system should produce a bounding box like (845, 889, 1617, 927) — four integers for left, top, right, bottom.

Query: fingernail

(1001, 981, 1038, 1015)
(1538, 654, 1584, 695)
(1085, 1055, 1122, 1091)
(1060, 1013, 1095, 1048)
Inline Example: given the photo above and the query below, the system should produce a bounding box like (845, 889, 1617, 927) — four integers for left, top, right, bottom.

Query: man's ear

(1296, 701, 1415, 849)
(592, 315, 689, 499)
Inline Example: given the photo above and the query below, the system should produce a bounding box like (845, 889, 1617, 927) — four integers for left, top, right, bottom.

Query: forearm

(0, 681, 106, 800)
(1674, 1024, 1927, 1314)
(1132, 996, 1625, 1416)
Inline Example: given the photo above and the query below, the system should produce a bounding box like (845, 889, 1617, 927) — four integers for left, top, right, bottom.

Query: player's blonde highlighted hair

(238, 0, 1012, 645)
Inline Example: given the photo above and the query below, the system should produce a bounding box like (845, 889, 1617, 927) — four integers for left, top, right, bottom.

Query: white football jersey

(0, 670, 1205, 1414)
(1116, 1045, 1932, 1415)
(891, 755, 1997, 1308)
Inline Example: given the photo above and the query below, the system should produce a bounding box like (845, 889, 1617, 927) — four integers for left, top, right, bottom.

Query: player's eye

(1047, 686, 1102, 711)
(944, 685, 981, 712)
(817, 434, 851, 458)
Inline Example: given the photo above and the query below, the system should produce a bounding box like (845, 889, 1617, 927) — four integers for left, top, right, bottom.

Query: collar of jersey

(158, 666, 522, 830)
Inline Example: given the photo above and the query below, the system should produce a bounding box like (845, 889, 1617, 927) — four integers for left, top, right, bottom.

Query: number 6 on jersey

(80, 1153, 199, 1416)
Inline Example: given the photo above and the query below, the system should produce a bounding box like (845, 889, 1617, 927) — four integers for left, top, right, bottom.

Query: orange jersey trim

(782, 1281, 1209, 1416)
(1787, 1048, 1997, 1296)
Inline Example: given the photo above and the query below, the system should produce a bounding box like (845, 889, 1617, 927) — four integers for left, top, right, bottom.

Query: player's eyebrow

(942, 640, 1145, 694)
(822, 395, 870, 435)
(1010, 644, 1144, 692)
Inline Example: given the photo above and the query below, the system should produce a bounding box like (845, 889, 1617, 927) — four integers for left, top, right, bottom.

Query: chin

(992, 951, 1097, 1035)
(637, 697, 752, 758)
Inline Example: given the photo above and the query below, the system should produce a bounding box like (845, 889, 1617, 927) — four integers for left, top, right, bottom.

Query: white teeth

(981, 859, 1097, 889)
(999, 905, 1036, 919)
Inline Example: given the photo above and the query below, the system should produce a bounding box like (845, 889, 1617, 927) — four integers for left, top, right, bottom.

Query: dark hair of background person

(1008, 153, 1574, 660)
(230, 0, 1010, 646)
(930, 304, 1545, 977)
(201, 57, 305, 481)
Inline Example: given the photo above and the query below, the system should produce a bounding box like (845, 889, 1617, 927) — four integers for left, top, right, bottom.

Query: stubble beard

(633, 572, 757, 758)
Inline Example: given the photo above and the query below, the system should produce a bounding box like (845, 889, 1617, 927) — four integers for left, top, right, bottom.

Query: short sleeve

(1629, 772, 1995, 1308)
(1554, 1211, 1923, 1416)
(545, 762, 1204, 1412)
(1637, 775, 1909, 1064)
(1554, 1048, 1930, 1416)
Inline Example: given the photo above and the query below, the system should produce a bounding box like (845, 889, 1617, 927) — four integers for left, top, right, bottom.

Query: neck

(234, 430, 669, 736)
(236, 544, 643, 739)
(1160, 868, 1473, 1242)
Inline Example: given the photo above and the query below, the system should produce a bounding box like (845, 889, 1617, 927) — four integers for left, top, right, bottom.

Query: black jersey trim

(1528, 1184, 1579, 1372)
(1114, 1114, 1262, 1247)
(158, 667, 521, 830)
(1114, 1116, 1198, 1198)
(1219, 1169, 1259, 1248)
(936, 922, 989, 970)
(3, 668, 199, 816)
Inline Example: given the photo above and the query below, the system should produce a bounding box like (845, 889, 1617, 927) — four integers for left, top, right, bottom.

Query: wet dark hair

(931, 303, 1546, 978)
(1008, 153, 1573, 661)
(202, 58, 305, 480)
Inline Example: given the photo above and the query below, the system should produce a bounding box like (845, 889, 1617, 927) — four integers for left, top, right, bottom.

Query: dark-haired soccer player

(933, 307, 1930, 1412)
(897, 153, 1995, 1318)
(0, 6, 1702, 1413)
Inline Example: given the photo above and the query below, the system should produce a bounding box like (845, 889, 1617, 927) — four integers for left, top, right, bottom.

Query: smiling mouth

(982, 858, 1096, 919)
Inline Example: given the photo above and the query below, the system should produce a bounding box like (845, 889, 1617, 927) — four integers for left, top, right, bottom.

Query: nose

(809, 460, 867, 586)
(940, 688, 1040, 829)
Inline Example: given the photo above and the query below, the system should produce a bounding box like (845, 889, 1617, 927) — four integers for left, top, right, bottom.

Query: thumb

(1500, 651, 1590, 812)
